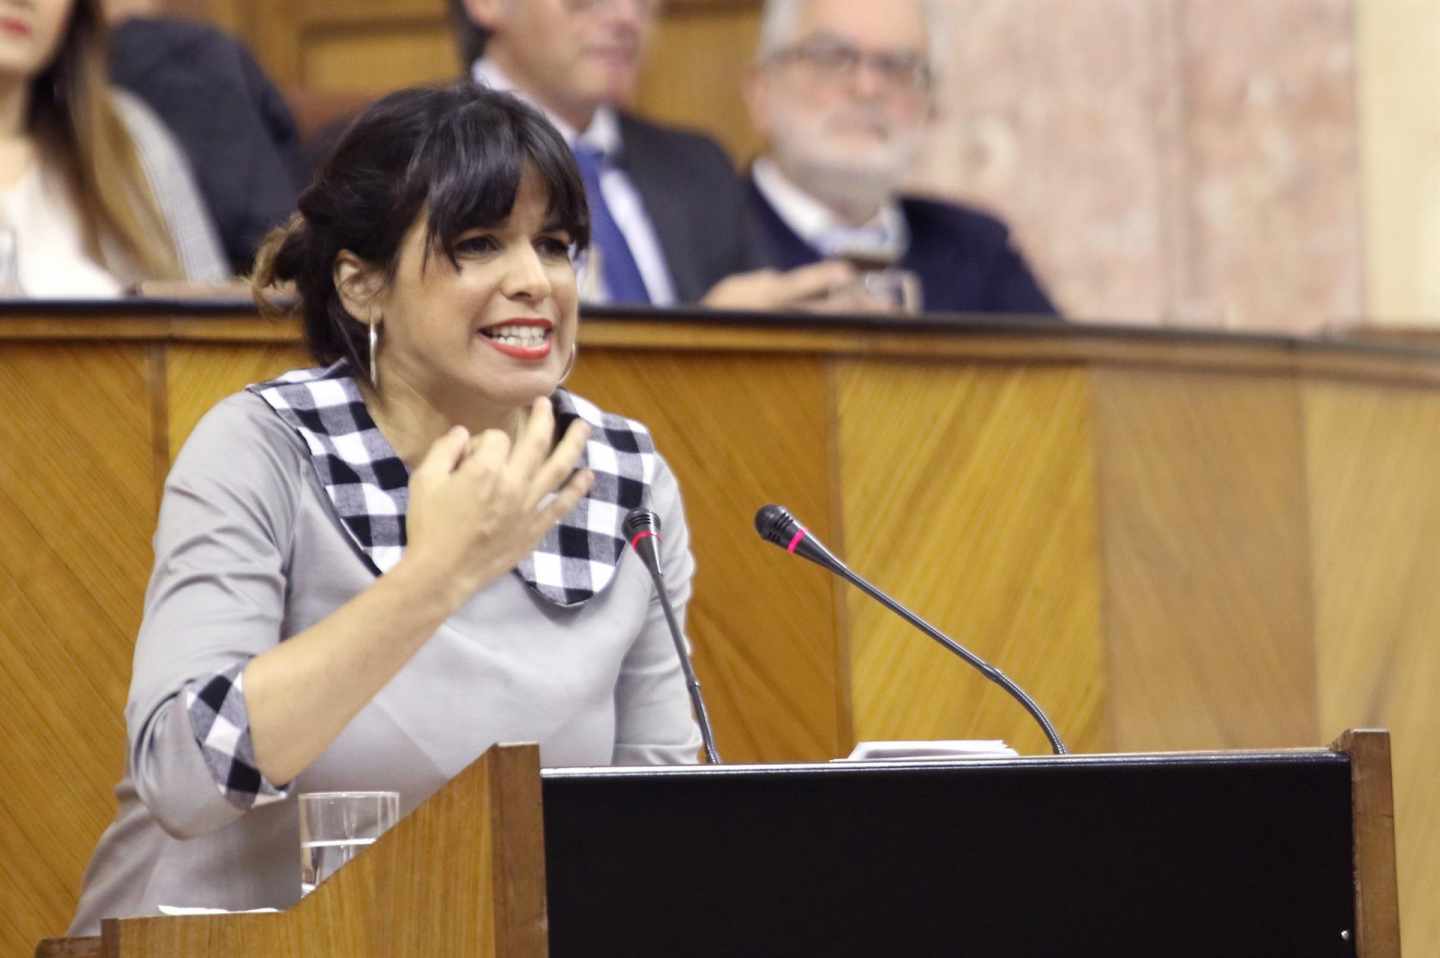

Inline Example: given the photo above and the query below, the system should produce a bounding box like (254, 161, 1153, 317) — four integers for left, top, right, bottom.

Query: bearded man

(743, 0, 1059, 316)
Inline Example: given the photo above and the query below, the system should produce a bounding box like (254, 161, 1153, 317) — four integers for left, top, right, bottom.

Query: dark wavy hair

(253, 83, 589, 377)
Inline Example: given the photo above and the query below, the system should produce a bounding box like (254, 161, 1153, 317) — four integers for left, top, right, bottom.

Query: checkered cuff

(184, 664, 288, 810)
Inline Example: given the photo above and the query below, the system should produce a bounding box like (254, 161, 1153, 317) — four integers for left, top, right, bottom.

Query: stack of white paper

(841, 740, 1019, 762)
(158, 905, 280, 916)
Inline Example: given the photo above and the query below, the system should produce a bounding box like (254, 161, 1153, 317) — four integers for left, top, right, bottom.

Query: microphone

(754, 504, 1067, 756)
(623, 508, 722, 764)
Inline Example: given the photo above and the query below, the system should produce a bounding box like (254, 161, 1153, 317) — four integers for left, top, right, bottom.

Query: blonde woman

(0, 0, 225, 296)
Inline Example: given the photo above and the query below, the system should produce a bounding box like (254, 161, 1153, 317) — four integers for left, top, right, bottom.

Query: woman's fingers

(535, 468, 595, 530)
(412, 425, 470, 488)
(525, 418, 591, 509)
(507, 396, 556, 480)
(460, 427, 513, 473)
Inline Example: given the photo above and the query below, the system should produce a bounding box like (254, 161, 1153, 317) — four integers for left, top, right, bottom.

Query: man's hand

(701, 261, 857, 311)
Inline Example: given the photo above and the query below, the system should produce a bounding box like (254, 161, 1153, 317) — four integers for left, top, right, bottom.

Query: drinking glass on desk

(299, 790, 399, 896)
(0, 225, 23, 297)
(838, 253, 922, 314)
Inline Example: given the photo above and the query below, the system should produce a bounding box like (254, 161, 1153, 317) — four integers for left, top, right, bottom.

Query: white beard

(766, 105, 924, 222)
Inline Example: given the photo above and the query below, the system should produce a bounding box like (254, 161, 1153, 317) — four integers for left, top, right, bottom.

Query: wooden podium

(40, 730, 1399, 957)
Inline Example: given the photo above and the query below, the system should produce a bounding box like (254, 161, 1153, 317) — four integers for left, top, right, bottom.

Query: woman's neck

(0, 74, 29, 138)
(362, 371, 529, 468)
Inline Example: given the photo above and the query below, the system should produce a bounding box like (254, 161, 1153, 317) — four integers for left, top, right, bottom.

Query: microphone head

(754, 504, 800, 547)
(623, 508, 661, 541)
(754, 503, 846, 571)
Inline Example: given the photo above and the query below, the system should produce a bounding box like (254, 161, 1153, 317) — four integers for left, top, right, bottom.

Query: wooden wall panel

(634, 4, 764, 163)
(0, 345, 158, 946)
(569, 350, 844, 762)
(1094, 367, 1319, 750)
(165, 344, 311, 469)
(301, 27, 455, 91)
(836, 361, 1105, 757)
(1303, 380, 1440, 958)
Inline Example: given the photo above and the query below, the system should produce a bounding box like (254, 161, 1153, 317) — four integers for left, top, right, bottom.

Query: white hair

(755, 0, 949, 77)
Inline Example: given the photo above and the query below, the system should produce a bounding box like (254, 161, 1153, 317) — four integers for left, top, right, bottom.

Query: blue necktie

(572, 144, 651, 305)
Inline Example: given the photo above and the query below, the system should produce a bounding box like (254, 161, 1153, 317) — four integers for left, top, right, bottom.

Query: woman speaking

(70, 84, 702, 933)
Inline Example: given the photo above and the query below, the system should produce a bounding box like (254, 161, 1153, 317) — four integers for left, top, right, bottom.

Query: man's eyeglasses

(564, 0, 661, 14)
(768, 36, 932, 93)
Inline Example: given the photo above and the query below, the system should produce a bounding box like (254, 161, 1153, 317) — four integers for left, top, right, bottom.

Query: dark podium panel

(40, 737, 1395, 957)
(543, 752, 1357, 957)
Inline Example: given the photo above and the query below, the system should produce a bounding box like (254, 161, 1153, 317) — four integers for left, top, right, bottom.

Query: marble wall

(1358, 0, 1440, 325)
(912, 0, 1364, 331)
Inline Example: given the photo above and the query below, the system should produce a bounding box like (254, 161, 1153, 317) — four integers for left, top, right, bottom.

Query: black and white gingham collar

(248, 360, 656, 607)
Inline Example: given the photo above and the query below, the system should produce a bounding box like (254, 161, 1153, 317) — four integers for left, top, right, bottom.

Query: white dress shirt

(0, 163, 125, 297)
(751, 156, 909, 263)
(472, 59, 677, 306)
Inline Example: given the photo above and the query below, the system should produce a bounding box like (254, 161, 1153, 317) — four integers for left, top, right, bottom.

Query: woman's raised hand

(241, 401, 591, 785)
(404, 397, 593, 607)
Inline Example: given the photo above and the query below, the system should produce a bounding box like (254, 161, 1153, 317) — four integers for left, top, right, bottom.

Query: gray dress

(69, 385, 701, 935)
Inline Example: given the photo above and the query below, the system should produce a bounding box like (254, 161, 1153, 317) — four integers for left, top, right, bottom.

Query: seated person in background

(106, 0, 306, 274)
(743, 0, 1059, 316)
(69, 84, 702, 933)
(453, 0, 856, 310)
(0, 0, 225, 296)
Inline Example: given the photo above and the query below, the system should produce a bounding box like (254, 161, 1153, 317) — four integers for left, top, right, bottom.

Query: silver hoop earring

(558, 344, 577, 386)
(368, 322, 381, 390)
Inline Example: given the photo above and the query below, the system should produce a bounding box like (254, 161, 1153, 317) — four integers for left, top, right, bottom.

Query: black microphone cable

(755, 504, 1067, 756)
(623, 508, 722, 764)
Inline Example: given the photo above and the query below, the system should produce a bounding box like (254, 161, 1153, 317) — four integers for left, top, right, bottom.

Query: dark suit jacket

(614, 114, 759, 304)
(744, 176, 1060, 317)
(111, 17, 306, 274)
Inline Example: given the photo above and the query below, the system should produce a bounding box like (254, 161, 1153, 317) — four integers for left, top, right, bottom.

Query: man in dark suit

(452, 0, 852, 309)
(743, 0, 1059, 317)
(108, 10, 306, 274)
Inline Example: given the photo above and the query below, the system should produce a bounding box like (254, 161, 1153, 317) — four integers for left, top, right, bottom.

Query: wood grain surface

(163, 343, 310, 478)
(4, 311, 1440, 957)
(32, 938, 99, 958)
(0, 344, 158, 954)
(1335, 730, 1402, 958)
(1093, 366, 1319, 749)
(570, 350, 847, 761)
(1307, 382, 1440, 958)
(104, 744, 545, 957)
(836, 360, 1105, 756)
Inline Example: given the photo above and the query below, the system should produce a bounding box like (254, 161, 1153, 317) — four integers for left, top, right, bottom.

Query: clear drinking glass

(298, 790, 399, 896)
(835, 252, 923, 314)
(857, 267, 923, 314)
(0, 225, 23, 297)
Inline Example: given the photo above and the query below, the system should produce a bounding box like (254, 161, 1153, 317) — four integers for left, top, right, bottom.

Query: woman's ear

(333, 251, 384, 325)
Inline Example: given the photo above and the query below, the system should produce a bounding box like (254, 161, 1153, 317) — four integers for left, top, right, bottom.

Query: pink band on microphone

(785, 529, 806, 554)
(629, 530, 659, 550)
